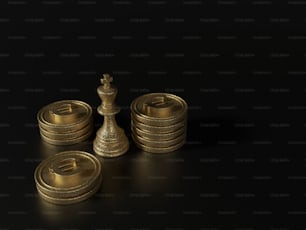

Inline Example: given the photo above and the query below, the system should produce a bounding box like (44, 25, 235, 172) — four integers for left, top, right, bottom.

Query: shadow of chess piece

(93, 74, 129, 157)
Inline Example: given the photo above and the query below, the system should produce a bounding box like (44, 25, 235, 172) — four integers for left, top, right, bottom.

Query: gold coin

(131, 93, 187, 123)
(35, 151, 101, 195)
(38, 117, 93, 134)
(132, 133, 186, 148)
(131, 119, 186, 134)
(37, 100, 92, 132)
(39, 120, 93, 140)
(36, 173, 103, 200)
(40, 128, 93, 145)
(131, 111, 187, 127)
(132, 137, 185, 153)
(36, 178, 102, 205)
(34, 151, 102, 204)
(132, 125, 185, 141)
(131, 112, 187, 127)
(38, 118, 90, 133)
(130, 93, 188, 153)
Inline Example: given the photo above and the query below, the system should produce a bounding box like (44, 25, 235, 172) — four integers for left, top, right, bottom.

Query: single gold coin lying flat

(131, 119, 186, 134)
(37, 100, 92, 132)
(132, 110, 186, 127)
(131, 112, 187, 127)
(132, 125, 186, 141)
(132, 133, 186, 148)
(131, 93, 187, 121)
(132, 136, 186, 154)
(39, 128, 93, 145)
(36, 178, 102, 205)
(39, 120, 93, 140)
(34, 151, 102, 205)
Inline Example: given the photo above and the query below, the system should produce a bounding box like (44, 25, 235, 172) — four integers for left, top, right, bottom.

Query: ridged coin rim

(39, 120, 93, 139)
(133, 137, 185, 153)
(131, 125, 185, 141)
(37, 100, 92, 129)
(130, 93, 187, 121)
(131, 119, 186, 134)
(39, 128, 93, 145)
(38, 117, 93, 134)
(36, 173, 102, 199)
(34, 151, 102, 195)
(131, 112, 187, 127)
(36, 175, 102, 205)
(132, 133, 186, 148)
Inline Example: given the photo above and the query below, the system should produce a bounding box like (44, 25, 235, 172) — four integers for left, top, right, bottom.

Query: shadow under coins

(37, 137, 95, 158)
(34, 193, 115, 228)
(95, 144, 185, 196)
(34, 144, 186, 226)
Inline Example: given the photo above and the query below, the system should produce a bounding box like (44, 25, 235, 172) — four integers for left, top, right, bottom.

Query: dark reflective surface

(29, 131, 203, 228)
(2, 1, 306, 228)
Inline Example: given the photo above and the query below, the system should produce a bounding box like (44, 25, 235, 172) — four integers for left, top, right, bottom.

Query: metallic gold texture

(93, 74, 129, 157)
(131, 93, 188, 153)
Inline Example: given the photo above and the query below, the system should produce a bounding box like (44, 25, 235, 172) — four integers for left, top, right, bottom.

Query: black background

(1, 0, 306, 229)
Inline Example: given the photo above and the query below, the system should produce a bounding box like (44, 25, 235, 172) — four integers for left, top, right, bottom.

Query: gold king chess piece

(93, 74, 129, 157)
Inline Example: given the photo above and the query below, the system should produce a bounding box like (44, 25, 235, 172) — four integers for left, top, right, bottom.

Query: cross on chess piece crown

(97, 74, 120, 116)
(100, 74, 113, 89)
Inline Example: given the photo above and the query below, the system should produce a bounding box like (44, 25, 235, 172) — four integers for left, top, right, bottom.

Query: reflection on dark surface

(37, 198, 89, 224)
(129, 150, 183, 193)
(34, 136, 190, 227)
(38, 138, 95, 159)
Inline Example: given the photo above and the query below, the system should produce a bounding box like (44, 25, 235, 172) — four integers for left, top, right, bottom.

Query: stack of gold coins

(37, 100, 93, 145)
(131, 93, 187, 153)
(34, 151, 102, 205)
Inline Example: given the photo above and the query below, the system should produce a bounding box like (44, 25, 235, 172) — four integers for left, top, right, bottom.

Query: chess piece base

(93, 116, 129, 157)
